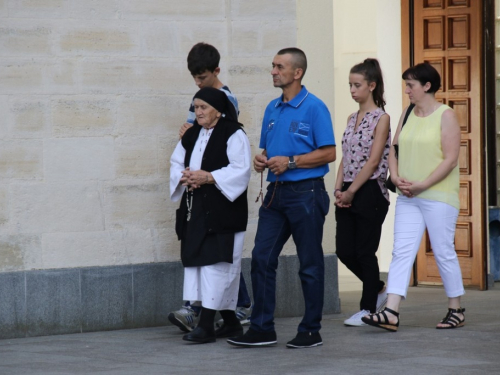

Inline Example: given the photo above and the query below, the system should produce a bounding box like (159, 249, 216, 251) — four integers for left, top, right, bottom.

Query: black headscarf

(193, 87, 238, 123)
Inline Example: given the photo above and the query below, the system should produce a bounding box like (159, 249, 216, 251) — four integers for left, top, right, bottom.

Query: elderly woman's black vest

(180, 119, 248, 235)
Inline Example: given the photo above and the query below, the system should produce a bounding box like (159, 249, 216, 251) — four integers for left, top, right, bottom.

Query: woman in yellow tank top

(362, 63, 465, 332)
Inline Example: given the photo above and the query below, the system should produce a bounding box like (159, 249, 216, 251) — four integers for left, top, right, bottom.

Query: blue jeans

(237, 273, 251, 307)
(250, 178, 330, 333)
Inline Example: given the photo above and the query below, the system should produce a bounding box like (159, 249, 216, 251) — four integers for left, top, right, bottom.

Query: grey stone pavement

(1, 286, 499, 375)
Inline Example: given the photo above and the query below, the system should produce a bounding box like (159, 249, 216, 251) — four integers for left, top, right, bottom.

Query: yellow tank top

(397, 104, 459, 209)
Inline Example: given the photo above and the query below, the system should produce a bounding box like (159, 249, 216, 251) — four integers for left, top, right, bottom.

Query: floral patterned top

(341, 107, 390, 201)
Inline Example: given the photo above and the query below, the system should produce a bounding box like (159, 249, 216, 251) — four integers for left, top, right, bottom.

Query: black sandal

(436, 307, 465, 329)
(361, 307, 399, 332)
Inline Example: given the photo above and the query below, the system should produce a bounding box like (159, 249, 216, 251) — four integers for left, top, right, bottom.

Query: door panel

(404, 0, 486, 289)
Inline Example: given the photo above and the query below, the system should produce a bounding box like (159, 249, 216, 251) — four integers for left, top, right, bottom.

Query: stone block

(177, 21, 228, 57)
(52, 97, 115, 137)
(42, 229, 162, 270)
(158, 137, 170, 178)
(0, 23, 52, 56)
(80, 59, 189, 95)
(231, 21, 260, 58)
(103, 180, 169, 230)
(164, 94, 194, 131)
(0, 96, 7, 138)
(324, 254, 341, 313)
(26, 269, 81, 337)
(231, 0, 296, 20)
(67, 2, 121, 20)
(42, 232, 113, 269)
(151, 227, 180, 262)
(234, 94, 258, 129)
(140, 22, 181, 58)
(158, 135, 183, 179)
(0, 234, 42, 272)
(44, 137, 114, 181)
(0, 252, 338, 338)
(120, 0, 226, 20)
(261, 20, 297, 55)
(0, 139, 43, 180)
(45, 59, 77, 94)
(132, 263, 183, 328)
(8, 0, 69, 19)
(58, 23, 139, 55)
(116, 96, 174, 136)
(7, 97, 50, 137)
(0, 184, 9, 229)
(11, 182, 104, 233)
(0, 272, 26, 339)
(274, 255, 306, 316)
(227, 58, 277, 94)
(0, 60, 43, 94)
(81, 266, 134, 332)
(109, 229, 157, 265)
(247, 132, 263, 154)
(114, 136, 158, 178)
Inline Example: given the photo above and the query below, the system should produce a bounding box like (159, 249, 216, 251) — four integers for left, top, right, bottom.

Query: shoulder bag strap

(402, 103, 415, 129)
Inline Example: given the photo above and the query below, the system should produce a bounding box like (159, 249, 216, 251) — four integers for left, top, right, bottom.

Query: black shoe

(286, 331, 322, 348)
(182, 327, 216, 344)
(226, 327, 277, 347)
(215, 323, 243, 338)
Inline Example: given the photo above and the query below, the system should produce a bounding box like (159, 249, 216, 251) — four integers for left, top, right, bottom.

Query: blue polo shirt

(259, 86, 335, 182)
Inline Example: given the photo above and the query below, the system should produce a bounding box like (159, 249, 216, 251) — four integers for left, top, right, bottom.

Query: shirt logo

(289, 121, 298, 133)
(297, 122, 310, 137)
(267, 120, 275, 131)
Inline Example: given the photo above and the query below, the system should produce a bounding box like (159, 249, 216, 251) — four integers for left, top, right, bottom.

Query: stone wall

(0, 0, 298, 272)
(0, 255, 340, 339)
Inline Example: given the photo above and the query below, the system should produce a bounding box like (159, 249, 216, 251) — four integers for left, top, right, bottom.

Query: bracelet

(205, 174, 209, 184)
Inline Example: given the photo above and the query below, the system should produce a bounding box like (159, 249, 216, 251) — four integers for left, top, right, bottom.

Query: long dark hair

(350, 58, 386, 111)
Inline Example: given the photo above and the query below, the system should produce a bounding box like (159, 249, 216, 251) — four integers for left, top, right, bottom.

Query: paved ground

(1, 286, 499, 375)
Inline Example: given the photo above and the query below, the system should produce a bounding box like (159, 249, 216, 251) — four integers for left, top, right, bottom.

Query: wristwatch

(288, 156, 297, 170)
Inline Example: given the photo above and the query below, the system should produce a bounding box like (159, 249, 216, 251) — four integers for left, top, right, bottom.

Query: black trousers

(335, 179, 389, 312)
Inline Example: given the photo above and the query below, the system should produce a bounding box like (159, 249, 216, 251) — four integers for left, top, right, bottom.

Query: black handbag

(386, 103, 415, 192)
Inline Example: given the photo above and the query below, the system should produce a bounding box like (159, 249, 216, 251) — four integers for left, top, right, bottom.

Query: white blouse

(170, 128, 251, 202)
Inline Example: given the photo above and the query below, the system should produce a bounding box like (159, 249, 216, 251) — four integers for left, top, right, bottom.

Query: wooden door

(402, 0, 487, 289)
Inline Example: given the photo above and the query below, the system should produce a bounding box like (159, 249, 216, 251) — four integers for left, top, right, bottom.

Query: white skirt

(183, 231, 245, 310)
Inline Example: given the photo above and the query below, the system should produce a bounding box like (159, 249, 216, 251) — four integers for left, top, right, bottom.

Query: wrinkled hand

(254, 154, 268, 173)
(180, 167, 191, 187)
(179, 123, 193, 138)
(181, 168, 209, 190)
(267, 156, 289, 175)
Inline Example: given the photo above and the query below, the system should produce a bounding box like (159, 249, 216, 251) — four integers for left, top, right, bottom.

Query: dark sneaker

(227, 328, 277, 347)
(215, 323, 243, 338)
(286, 331, 322, 348)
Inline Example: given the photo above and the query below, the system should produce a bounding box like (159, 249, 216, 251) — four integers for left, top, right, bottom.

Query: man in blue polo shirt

(227, 47, 336, 349)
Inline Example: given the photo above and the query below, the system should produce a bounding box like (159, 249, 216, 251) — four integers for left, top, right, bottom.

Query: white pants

(387, 196, 465, 299)
(183, 231, 244, 311)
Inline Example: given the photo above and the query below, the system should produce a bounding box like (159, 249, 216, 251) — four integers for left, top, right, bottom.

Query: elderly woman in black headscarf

(170, 87, 251, 344)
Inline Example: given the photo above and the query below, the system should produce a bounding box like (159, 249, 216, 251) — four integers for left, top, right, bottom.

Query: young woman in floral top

(334, 59, 391, 326)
